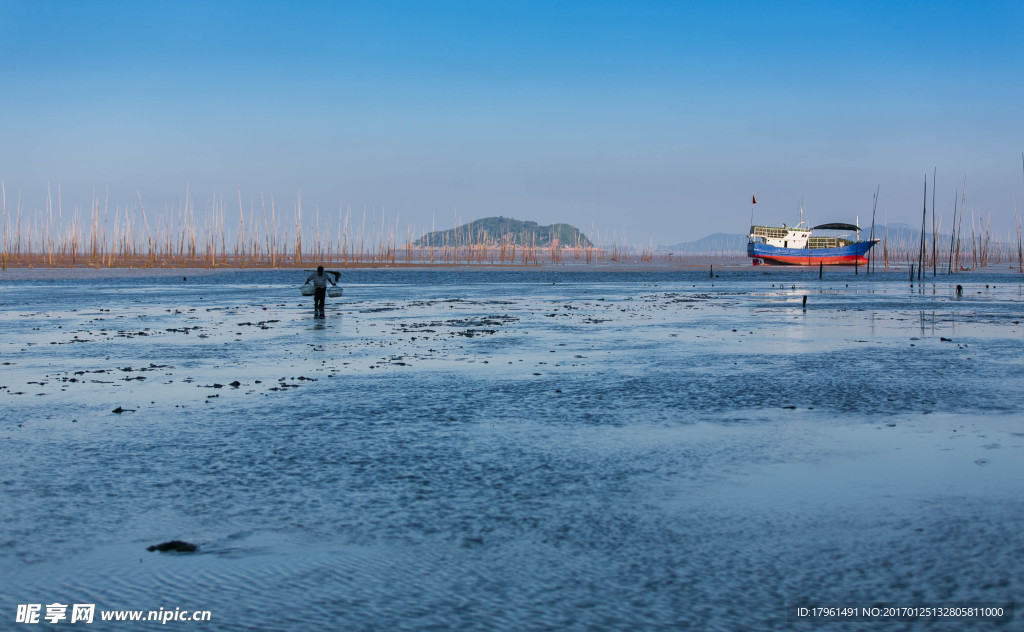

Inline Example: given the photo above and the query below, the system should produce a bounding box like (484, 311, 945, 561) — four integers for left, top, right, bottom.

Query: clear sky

(2, 0, 1022, 245)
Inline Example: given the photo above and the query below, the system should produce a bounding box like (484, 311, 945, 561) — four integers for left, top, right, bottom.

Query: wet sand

(1, 267, 1022, 630)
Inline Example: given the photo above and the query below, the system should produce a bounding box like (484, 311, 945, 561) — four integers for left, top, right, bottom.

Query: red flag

(752, 195, 757, 204)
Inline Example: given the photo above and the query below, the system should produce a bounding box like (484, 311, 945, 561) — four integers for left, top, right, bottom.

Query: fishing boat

(747, 215, 878, 266)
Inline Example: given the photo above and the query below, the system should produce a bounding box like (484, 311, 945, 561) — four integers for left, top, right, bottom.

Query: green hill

(413, 217, 594, 248)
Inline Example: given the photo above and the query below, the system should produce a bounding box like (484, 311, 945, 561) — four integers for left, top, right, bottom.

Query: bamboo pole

(237, 188, 245, 266)
(917, 175, 927, 279)
(955, 181, 966, 271)
(46, 184, 53, 265)
(931, 168, 937, 276)
(1015, 197, 1022, 273)
(947, 187, 958, 274)
(1, 180, 6, 270)
(136, 190, 154, 266)
(868, 185, 878, 274)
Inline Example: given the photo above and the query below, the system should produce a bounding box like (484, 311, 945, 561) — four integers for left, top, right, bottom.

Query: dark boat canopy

(812, 223, 860, 232)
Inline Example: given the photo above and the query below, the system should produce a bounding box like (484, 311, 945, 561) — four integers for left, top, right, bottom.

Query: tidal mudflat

(1, 267, 1022, 630)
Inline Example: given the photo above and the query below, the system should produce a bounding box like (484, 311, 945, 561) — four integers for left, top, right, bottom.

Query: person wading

(304, 265, 338, 317)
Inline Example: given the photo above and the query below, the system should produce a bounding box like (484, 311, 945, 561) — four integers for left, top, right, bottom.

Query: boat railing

(751, 226, 790, 239)
(808, 236, 841, 249)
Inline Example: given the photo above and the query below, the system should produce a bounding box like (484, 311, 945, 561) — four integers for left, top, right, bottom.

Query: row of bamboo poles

(865, 171, 1024, 275)
(0, 186, 649, 270)
(2, 181, 1021, 271)
(868, 212, 1023, 273)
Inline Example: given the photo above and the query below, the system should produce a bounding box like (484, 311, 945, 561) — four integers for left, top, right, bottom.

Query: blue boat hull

(747, 240, 878, 266)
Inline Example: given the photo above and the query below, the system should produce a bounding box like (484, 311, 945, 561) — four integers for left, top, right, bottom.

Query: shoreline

(0, 256, 753, 279)
(2, 260, 1021, 281)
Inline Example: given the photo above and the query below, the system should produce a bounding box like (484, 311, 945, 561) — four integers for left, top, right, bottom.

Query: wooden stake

(918, 174, 927, 280)
(931, 167, 937, 276)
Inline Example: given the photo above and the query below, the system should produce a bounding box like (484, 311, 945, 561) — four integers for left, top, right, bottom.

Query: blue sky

(1, 0, 1022, 245)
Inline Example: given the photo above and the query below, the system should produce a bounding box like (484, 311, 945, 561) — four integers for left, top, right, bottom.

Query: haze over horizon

(2, 0, 1022, 247)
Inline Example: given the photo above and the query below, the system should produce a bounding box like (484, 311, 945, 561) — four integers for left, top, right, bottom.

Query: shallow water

(2, 267, 1022, 630)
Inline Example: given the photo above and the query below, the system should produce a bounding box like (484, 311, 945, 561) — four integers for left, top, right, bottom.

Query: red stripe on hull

(756, 255, 869, 266)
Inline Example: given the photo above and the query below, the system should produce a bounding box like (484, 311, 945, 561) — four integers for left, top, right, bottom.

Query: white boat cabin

(749, 222, 852, 250)
(748, 223, 811, 249)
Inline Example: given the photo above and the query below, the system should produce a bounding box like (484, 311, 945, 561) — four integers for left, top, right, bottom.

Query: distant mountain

(413, 216, 594, 248)
(657, 233, 747, 254)
(858, 223, 962, 248)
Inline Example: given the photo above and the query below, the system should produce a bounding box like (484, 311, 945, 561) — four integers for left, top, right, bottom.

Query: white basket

(300, 286, 314, 296)
(328, 287, 343, 298)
